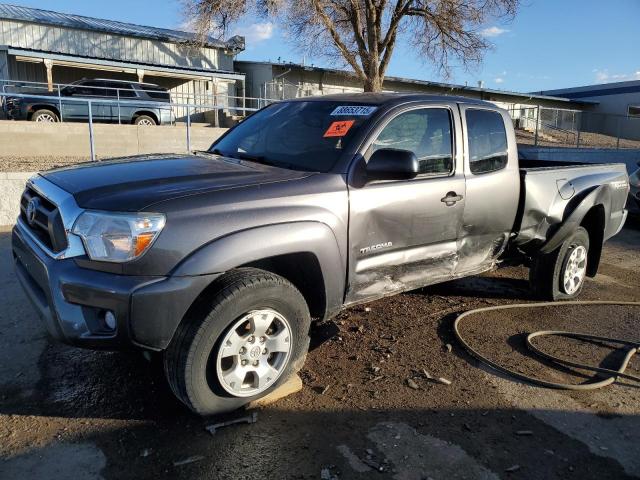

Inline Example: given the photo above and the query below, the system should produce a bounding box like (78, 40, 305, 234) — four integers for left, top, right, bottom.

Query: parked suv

(3, 79, 172, 125)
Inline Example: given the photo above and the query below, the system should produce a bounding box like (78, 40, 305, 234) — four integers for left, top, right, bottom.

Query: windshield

(209, 101, 377, 172)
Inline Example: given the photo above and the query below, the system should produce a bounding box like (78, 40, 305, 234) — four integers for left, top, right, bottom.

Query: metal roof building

(0, 3, 246, 122)
(236, 60, 589, 112)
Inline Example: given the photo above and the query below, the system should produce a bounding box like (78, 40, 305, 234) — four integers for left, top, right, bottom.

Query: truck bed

(514, 159, 629, 246)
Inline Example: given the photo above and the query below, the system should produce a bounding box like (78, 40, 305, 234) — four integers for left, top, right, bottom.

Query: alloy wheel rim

(215, 309, 292, 397)
(36, 114, 56, 122)
(137, 119, 153, 126)
(562, 245, 587, 295)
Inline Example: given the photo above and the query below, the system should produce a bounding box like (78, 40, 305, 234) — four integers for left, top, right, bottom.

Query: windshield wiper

(230, 151, 266, 163)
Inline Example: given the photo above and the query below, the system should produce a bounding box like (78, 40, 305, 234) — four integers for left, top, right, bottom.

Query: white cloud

(494, 77, 504, 84)
(593, 69, 640, 83)
(480, 26, 509, 37)
(232, 22, 274, 43)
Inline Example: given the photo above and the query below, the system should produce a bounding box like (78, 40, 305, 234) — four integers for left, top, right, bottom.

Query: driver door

(345, 104, 466, 305)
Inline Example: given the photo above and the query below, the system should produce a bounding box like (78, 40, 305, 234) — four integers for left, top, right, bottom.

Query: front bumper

(4, 103, 27, 120)
(12, 223, 219, 351)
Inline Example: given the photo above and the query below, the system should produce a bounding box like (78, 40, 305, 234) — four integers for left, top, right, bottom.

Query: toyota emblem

(26, 197, 40, 226)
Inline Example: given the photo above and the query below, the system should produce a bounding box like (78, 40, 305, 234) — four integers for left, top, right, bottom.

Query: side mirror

(366, 148, 419, 182)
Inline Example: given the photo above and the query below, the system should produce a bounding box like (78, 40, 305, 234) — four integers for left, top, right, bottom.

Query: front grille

(19, 187, 68, 253)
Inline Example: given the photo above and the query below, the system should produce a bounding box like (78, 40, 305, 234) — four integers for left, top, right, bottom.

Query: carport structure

(0, 3, 246, 121)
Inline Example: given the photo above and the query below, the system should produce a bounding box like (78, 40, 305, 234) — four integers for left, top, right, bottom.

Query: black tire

(529, 226, 590, 301)
(163, 268, 311, 416)
(134, 114, 157, 126)
(31, 109, 59, 122)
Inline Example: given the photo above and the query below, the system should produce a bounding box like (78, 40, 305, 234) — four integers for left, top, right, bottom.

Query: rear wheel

(163, 268, 311, 416)
(530, 227, 590, 300)
(134, 114, 157, 126)
(31, 109, 59, 123)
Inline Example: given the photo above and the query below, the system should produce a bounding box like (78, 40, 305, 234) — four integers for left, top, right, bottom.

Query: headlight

(72, 211, 165, 263)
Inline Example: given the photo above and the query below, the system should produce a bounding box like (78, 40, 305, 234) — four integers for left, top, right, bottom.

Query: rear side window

(466, 109, 508, 174)
(104, 82, 137, 98)
(368, 108, 454, 176)
(139, 85, 170, 101)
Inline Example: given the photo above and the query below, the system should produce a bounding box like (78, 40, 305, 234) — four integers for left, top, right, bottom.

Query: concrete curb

(0, 171, 34, 226)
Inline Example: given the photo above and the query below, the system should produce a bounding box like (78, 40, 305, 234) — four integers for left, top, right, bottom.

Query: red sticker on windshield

(324, 120, 355, 138)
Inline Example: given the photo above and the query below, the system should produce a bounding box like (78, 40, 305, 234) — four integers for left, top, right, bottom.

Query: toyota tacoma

(12, 94, 630, 415)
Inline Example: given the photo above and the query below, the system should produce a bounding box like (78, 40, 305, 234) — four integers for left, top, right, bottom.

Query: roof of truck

(286, 92, 496, 107)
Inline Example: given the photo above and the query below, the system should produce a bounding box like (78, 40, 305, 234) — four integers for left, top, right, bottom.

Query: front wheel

(31, 109, 59, 122)
(530, 226, 590, 300)
(163, 268, 311, 416)
(134, 114, 157, 126)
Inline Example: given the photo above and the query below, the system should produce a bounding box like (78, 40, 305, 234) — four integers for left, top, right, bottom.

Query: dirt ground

(0, 220, 639, 480)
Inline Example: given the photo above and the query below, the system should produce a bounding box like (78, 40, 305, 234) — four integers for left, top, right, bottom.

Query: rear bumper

(12, 223, 218, 351)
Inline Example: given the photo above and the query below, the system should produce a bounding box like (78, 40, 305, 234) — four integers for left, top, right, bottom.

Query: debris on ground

(140, 448, 153, 457)
(445, 343, 453, 353)
(406, 378, 420, 390)
(321, 384, 331, 395)
(435, 377, 452, 386)
(505, 465, 521, 473)
(422, 369, 433, 379)
(516, 430, 533, 436)
(205, 412, 258, 435)
(173, 455, 205, 467)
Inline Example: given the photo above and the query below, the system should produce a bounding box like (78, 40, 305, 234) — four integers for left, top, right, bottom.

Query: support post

(186, 105, 191, 153)
(241, 78, 246, 117)
(616, 116, 622, 149)
(117, 89, 121, 125)
(534, 106, 540, 146)
(88, 100, 96, 161)
(44, 59, 53, 92)
(57, 84, 63, 122)
(136, 69, 145, 83)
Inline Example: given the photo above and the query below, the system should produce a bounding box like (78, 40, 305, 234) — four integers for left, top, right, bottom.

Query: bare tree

(183, 0, 519, 92)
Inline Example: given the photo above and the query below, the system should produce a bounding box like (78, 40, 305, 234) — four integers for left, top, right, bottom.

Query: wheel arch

(580, 204, 605, 277)
(29, 104, 60, 120)
(132, 110, 159, 124)
(540, 185, 610, 259)
(170, 221, 345, 328)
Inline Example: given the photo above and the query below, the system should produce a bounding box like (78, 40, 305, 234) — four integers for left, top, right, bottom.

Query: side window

(105, 82, 136, 98)
(367, 108, 454, 176)
(75, 81, 106, 97)
(466, 109, 508, 174)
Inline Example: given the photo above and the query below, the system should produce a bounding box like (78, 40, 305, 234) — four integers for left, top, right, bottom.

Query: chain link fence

(509, 106, 640, 149)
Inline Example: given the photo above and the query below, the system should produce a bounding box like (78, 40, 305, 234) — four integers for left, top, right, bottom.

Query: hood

(42, 153, 313, 211)
(9, 89, 58, 98)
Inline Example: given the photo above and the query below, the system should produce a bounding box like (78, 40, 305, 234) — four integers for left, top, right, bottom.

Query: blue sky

(7, 0, 640, 92)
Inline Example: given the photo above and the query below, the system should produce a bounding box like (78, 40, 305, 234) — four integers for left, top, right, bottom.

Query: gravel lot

(0, 156, 93, 172)
(0, 220, 639, 480)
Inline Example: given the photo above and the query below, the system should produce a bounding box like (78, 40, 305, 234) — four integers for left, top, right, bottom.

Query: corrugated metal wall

(0, 19, 234, 71)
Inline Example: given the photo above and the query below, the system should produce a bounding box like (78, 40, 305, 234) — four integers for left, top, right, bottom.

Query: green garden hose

(454, 300, 640, 390)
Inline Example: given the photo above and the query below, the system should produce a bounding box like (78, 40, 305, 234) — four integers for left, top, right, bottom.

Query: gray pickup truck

(12, 94, 629, 415)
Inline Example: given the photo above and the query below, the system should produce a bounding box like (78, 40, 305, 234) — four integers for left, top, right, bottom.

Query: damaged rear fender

(539, 185, 610, 257)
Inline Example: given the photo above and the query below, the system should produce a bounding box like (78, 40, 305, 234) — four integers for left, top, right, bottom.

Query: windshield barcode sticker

(331, 106, 377, 116)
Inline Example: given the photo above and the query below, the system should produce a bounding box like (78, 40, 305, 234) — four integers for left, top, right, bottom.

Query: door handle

(440, 192, 463, 206)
